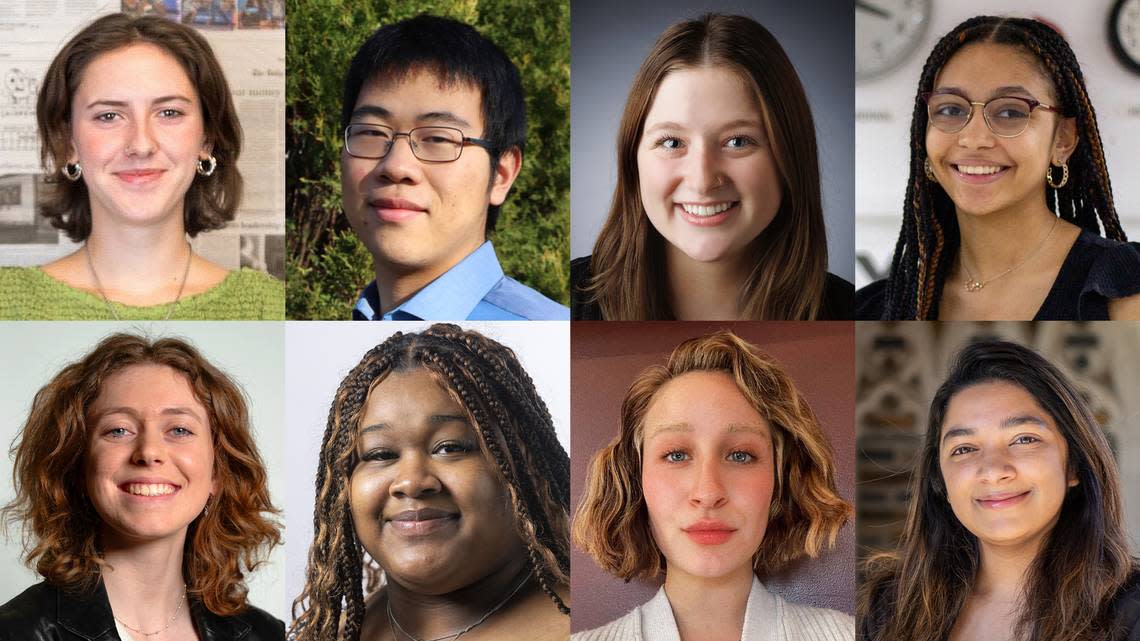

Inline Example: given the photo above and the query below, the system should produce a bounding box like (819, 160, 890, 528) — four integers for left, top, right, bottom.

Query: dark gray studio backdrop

(569, 0, 855, 282)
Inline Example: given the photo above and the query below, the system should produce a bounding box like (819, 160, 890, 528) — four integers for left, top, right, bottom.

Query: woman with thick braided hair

(290, 324, 570, 641)
(856, 16, 1140, 320)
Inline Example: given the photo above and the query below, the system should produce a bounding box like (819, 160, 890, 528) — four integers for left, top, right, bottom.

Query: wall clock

(1110, 0, 1140, 75)
(856, 0, 933, 82)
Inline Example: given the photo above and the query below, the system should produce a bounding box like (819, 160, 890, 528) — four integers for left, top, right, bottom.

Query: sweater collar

(640, 576, 777, 641)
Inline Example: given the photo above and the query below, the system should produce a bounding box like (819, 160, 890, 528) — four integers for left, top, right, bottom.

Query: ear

(488, 146, 523, 206)
(1051, 116, 1078, 165)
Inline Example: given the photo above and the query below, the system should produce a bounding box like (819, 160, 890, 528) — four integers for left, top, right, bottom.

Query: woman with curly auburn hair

(0, 333, 283, 640)
(290, 324, 570, 641)
(859, 340, 1140, 641)
(0, 13, 283, 320)
(573, 330, 853, 641)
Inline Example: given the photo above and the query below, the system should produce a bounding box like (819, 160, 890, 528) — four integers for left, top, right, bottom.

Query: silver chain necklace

(85, 241, 193, 320)
(113, 587, 187, 639)
(386, 569, 533, 641)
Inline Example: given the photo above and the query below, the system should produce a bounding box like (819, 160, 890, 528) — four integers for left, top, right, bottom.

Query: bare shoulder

(1109, 292, 1140, 320)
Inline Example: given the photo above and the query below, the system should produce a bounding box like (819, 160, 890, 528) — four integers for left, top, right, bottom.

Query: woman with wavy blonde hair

(573, 330, 853, 641)
(0, 333, 282, 640)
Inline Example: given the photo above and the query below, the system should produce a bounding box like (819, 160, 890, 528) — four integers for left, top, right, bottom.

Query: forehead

(353, 67, 485, 129)
(934, 42, 1055, 100)
(643, 370, 766, 435)
(92, 363, 202, 409)
(941, 380, 1057, 434)
(361, 368, 466, 422)
(643, 65, 763, 128)
(74, 42, 197, 103)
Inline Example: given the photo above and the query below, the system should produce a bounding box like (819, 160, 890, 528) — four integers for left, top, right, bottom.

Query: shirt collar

(356, 241, 505, 320)
(640, 576, 775, 641)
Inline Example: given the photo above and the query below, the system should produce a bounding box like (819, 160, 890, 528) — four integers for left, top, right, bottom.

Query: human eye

(948, 444, 976, 457)
(361, 448, 397, 462)
(168, 425, 195, 438)
(1011, 434, 1041, 446)
(663, 450, 690, 463)
(724, 135, 758, 150)
(433, 440, 476, 456)
(727, 450, 755, 463)
(101, 424, 133, 439)
(653, 136, 685, 151)
(158, 107, 185, 119)
(991, 102, 1031, 120)
(94, 112, 121, 123)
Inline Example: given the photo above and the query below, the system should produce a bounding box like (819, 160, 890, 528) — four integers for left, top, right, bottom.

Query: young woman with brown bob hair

(0, 13, 283, 320)
(570, 14, 853, 320)
(0, 333, 283, 639)
(573, 331, 853, 640)
(859, 340, 1140, 641)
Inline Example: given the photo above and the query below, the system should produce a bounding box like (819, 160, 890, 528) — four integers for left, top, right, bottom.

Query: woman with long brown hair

(0, 333, 282, 640)
(859, 340, 1140, 641)
(290, 324, 570, 641)
(570, 13, 853, 320)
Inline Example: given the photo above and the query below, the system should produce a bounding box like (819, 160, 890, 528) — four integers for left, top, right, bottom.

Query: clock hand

(856, 0, 891, 19)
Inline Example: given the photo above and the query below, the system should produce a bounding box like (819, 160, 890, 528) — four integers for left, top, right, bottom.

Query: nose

(689, 458, 727, 508)
(685, 141, 725, 194)
(956, 104, 995, 149)
(388, 452, 442, 498)
(131, 427, 165, 465)
(126, 118, 157, 157)
(375, 134, 421, 185)
(976, 446, 1015, 483)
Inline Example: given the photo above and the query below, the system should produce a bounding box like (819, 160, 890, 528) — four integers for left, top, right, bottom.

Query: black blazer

(0, 580, 285, 641)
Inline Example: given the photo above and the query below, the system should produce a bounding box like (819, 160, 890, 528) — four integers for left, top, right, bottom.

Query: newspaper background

(0, 0, 284, 279)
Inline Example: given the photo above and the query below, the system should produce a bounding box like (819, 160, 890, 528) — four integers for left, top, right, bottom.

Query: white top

(571, 576, 854, 641)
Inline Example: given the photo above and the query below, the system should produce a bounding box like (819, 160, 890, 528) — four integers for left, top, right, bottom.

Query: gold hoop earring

(924, 158, 937, 182)
(62, 162, 82, 181)
(197, 155, 217, 177)
(1047, 162, 1068, 189)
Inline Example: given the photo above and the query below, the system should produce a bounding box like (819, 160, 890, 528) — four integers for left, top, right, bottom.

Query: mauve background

(570, 322, 856, 632)
(569, 0, 856, 282)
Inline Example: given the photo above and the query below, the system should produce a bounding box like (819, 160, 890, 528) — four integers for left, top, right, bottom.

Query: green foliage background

(286, 0, 570, 319)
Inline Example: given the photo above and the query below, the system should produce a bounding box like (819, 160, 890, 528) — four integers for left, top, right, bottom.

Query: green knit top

(0, 267, 285, 320)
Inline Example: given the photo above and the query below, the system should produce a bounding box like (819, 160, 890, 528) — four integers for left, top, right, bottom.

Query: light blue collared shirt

(353, 241, 569, 320)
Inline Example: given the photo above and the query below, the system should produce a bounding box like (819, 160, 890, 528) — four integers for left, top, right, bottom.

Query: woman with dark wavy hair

(0, 13, 283, 320)
(859, 340, 1140, 641)
(856, 16, 1140, 320)
(290, 324, 570, 641)
(571, 14, 853, 320)
(0, 333, 283, 640)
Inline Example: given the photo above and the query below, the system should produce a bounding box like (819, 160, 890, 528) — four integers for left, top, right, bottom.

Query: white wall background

(856, 0, 1140, 287)
(0, 322, 286, 620)
(282, 321, 570, 623)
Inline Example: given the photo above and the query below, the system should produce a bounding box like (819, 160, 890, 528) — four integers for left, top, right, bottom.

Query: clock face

(1111, 0, 1140, 74)
(856, 0, 932, 82)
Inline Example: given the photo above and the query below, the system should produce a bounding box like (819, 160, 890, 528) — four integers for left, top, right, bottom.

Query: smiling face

(69, 42, 210, 231)
(939, 380, 1075, 553)
(341, 69, 519, 279)
(349, 368, 525, 594)
(640, 371, 775, 582)
(85, 364, 217, 546)
(636, 65, 781, 266)
(925, 42, 1077, 219)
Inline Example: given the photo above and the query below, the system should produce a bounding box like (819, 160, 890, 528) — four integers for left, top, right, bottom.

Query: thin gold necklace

(85, 241, 193, 320)
(961, 216, 1058, 292)
(113, 587, 187, 639)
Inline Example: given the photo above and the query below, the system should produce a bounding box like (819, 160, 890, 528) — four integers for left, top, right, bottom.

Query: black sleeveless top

(856, 230, 1140, 320)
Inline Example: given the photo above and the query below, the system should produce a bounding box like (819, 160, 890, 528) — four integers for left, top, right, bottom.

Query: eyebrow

(96, 406, 204, 422)
(646, 421, 769, 439)
(941, 414, 1050, 445)
(350, 104, 472, 128)
(84, 95, 193, 110)
(931, 85, 1036, 100)
(359, 413, 470, 436)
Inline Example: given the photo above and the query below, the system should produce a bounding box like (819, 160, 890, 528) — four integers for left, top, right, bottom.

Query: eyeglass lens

(345, 125, 466, 161)
(927, 95, 1034, 136)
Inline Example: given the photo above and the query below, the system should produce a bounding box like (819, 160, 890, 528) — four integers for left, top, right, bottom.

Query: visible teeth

(126, 483, 176, 496)
(957, 165, 1003, 175)
(680, 202, 733, 216)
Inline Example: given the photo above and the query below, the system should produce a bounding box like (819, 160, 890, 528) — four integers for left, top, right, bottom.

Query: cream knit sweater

(572, 576, 854, 641)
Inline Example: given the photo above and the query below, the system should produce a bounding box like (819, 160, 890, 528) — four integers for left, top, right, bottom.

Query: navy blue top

(856, 230, 1140, 320)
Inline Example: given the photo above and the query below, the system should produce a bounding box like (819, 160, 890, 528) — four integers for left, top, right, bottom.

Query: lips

(386, 507, 459, 536)
(115, 169, 165, 185)
(682, 519, 736, 545)
(370, 197, 427, 223)
(119, 480, 180, 497)
(949, 161, 1010, 185)
(674, 201, 739, 227)
(974, 490, 1030, 509)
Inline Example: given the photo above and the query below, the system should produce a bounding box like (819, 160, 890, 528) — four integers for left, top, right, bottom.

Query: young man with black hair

(341, 14, 568, 320)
